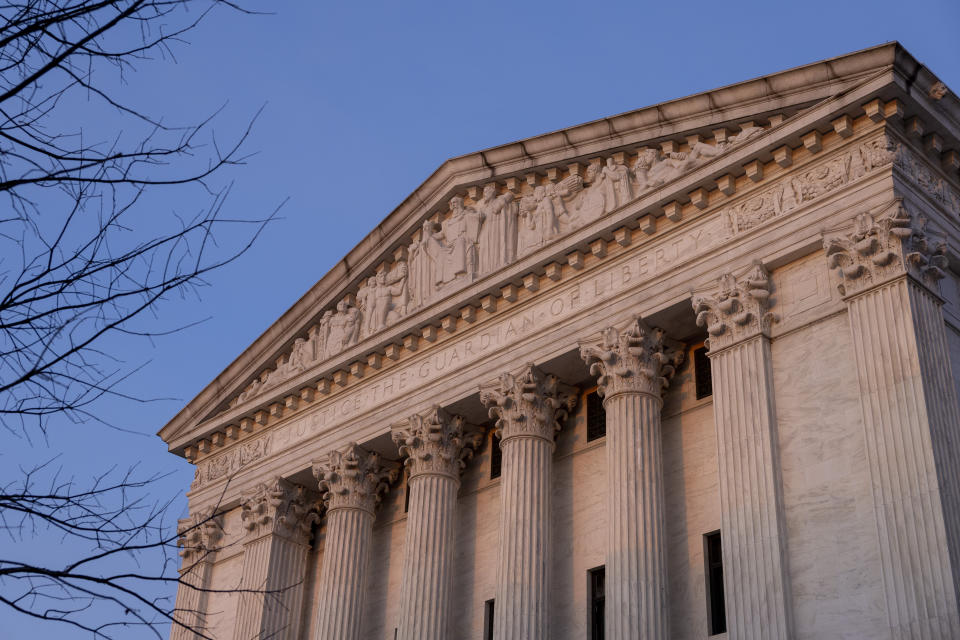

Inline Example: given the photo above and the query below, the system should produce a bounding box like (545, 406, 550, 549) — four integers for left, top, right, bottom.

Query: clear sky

(4, 0, 960, 636)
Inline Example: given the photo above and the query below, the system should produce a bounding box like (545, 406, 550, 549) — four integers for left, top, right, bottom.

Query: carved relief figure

(476, 185, 518, 273)
(576, 162, 607, 222)
(367, 263, 408, 334)
(408, 221, 437, 309)
(601, 157, 632, 210)
(324, 298, 361, 359)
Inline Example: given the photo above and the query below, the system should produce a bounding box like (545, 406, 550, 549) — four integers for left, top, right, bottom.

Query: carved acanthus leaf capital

(480, 363, 577, 444)
(392, 406, 484, 481)
(579, 317, 684, 400)
(823, 199, 948, 298)
(177, 508, 224, 563)
(312, 443, 400, 515)
(239, 477, 320, 545)
(692, 263, 778, 352)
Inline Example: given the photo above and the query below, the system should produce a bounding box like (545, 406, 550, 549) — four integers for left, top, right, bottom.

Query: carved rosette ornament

(176, 509, 224, 564)
(579, 317, 684, 402)
(823, 199, 948, 298)
(480, 363, 577, 443)
(692, 263, 777, 352)
(312, 442, 400, 515)
(392, 406, 483, 482)
(239, 477, 320, 546)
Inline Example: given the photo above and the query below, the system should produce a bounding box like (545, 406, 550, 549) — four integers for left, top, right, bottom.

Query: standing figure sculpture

(324, 298, 361, 359)
(476, 185, 518, 274)
(601, 156, 633, 211)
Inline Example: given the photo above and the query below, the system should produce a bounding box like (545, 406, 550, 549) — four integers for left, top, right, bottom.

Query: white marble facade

(163, 44, 960, 640)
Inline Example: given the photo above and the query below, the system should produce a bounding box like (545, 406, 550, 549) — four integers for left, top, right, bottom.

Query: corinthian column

(580, 318, 683, 640)
(692, 263, 792, 639)
(823, 199, 960, 636)
(233, 478, 319, 640)
(171, 509, 223, 640)
(480, 363, 577, 640)
(312, 443, 399, 640)
(392, 407, 483, 640)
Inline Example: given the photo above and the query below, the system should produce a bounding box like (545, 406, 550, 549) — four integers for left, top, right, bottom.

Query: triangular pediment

(159, 42, 960, 454)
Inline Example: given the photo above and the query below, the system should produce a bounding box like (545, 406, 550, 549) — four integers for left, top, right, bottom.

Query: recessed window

(704, 530, 727, 635)
(483, 599, 495, 640)
(586, 390, 606, 442)
(588, 565, 605, 639)
(489, 432, 502, 479)
(694, 346, 713, 400)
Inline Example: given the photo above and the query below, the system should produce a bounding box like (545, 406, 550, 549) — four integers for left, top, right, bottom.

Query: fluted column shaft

(170, 558, 214, 640)
(233, 480, 317, 640)
(393, 407, 480, 640)
(495, 433, 553, 639)
(581, 317, 681, 640)
(845, 277, 960, 636)
(481, 364, 576, 640)
(396, 473, 458, 640)
(234, 534, 311, 640)
(710, 336, 792, 640)
(314, 507, 374, 640)
(312, 443, 398, 640)
(605, 391, 668, 640)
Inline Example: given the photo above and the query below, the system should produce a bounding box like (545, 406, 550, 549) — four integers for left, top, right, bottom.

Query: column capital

(692, 262, 777, 353)
(823, 198, 948, 299)
(579, 316, 684, 401)
(312, 443, 400, 515)
(480, 363, 577, 443)
(177, 508, 224, 564)
(392, 406, 484, 481)
(239, 477, 320, 545)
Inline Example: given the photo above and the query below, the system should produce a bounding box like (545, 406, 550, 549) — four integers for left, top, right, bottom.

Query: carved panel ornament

(311, 443, 400, 515)
(177, 508, 224, 563)
(724, 135, 896, 235)
(692, 264, 778, 353)
(191, 434, 271, 490)
(239, 477, 320, 545)
(579, 317, 684, 401)
(392, 406, 484, 481)
(231, 124, 777, 406)
(823, 199, 948, 298)
(480, 363, 577, 444)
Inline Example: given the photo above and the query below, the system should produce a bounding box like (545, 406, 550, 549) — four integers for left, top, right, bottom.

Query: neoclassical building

(161, 43, 960, 639)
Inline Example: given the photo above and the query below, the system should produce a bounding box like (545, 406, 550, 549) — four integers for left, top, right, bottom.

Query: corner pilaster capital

(392, 406, 484, 482)
(479, 363, 578, 444)
(822, 198, 948, 299)
(312, 443, 400, 516)
(177, 508, 224, 564)
(239, 477, 320, 545)
(579, 316, 684, 401)
(692, 263, 778, 353)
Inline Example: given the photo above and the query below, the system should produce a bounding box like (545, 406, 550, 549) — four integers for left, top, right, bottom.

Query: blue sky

(4, 0, 960, 636)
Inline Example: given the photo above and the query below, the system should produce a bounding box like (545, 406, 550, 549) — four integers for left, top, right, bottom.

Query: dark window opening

(589, 565, 605, 639)
(489, 432, 502, 479)
(705, 530, 727, 635)
(483, 599, 495, 640)
(586, 390, 606, 441)
(694, 346, 713, 400)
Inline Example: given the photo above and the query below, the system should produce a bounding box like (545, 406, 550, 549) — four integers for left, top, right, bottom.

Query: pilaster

(480, 364, 576, 640)
(580, 317, 683, 640)
(232, 478, 319, 640)
(692, 263, 792, 639)
(824, 199, 960, 636)
(171, 509, 223, 640)
(391, 406, 483, 640)
(311, 443, 399, 640)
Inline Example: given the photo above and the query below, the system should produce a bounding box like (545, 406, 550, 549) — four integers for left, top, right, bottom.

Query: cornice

(161, 43, 960, 457)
